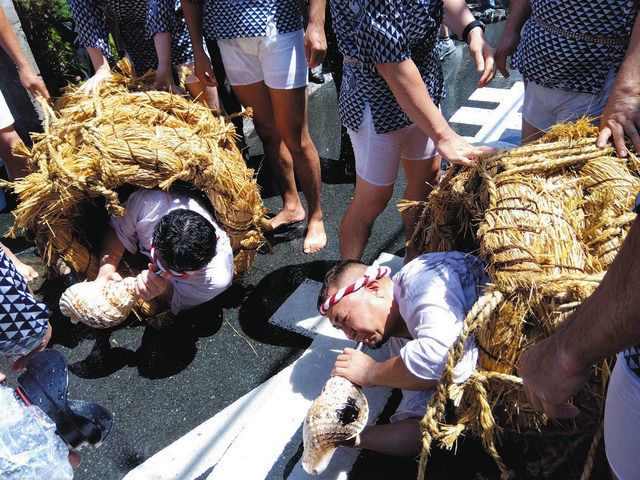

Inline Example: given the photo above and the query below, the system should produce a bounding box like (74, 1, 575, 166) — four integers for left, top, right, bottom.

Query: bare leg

(0, 125, 27, 181)
(232, 82, 305, 227)
(357, 418, 422, 457)
(521, 118, 545, 145)
(339, 175, 394, 260)
(270, 86, 326, 253)
(401, 156, 440, 263)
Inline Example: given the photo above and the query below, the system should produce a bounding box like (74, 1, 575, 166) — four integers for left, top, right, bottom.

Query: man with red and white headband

(317, 252, 487, 456)
(96, 189, 234, 315)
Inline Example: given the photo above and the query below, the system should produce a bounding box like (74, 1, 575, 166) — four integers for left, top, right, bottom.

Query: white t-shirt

(110, 189, 234, 314)
(393, 251, 487, 384)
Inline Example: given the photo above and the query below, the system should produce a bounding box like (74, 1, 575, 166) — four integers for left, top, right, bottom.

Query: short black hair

(317, 260, 367, 311)
(152, 209, 217, 272)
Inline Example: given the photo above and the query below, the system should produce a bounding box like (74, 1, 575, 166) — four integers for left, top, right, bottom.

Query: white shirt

(392, 252, 488, 384)
(110, 189, 234, 314)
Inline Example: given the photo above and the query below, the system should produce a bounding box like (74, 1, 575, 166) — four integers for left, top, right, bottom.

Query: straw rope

(411, 118, 639, 478)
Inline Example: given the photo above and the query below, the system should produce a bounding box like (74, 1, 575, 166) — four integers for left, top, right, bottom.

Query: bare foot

(268, 207, 306, 231)
(303, 218, 327, 254)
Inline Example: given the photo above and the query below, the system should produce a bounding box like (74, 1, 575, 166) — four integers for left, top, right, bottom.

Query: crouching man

(317, 252, 488, 456)
(96, 189, 234, 314)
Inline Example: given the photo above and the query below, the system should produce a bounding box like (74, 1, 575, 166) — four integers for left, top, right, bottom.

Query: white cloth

(217, 25, 307, 89)
(604, 354, 640, 480)
(0, 89, 15, 130)
(388, 252, 487, 422)
(110, 189, 234, 314)
(522, 66, 616, 132)
(348, 104, 437, 186)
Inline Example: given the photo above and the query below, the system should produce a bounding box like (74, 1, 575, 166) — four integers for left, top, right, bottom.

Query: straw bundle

(409, 119, 640, 479)
(5, 60, 269, 288)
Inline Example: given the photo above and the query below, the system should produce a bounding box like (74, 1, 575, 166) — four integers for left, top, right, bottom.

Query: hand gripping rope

(319, 265, 391, 316)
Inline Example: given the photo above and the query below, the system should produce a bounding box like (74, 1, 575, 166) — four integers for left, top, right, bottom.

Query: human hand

(95, 266, 123, 283)
(80, 67, 113, 95)
(14, 261, 39, 282)
(332, 348, 377, 388)
(304, 23, 327, 68)
(11, 323, 52, 372)
(18, 66, 50, 102)
(434, 130, 497, 166)
(596, 84, 640, 157)
(520, 337, 590, 419)
(135, 264, 170, 301)
(153, 67, 183, 94)
(467, 29, 496, 88)
(494, 28, 520, 79)
(193, 50, 218, 88)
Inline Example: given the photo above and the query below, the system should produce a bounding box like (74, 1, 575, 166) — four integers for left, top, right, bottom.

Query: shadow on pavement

(43, 276, 224, 380)
(238, 259, 336, 349)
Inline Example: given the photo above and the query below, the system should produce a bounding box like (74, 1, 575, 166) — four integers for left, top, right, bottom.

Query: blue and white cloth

(329, 0, 444, 134)
(69, 0, 193, 75)
(0, 250, 49, 358)
(513, 0, 640, 94)
(192, 0, 303, 40)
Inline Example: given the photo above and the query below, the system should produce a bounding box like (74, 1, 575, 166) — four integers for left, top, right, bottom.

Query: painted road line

(126, 253, 404, 480)
(449, 106, 497, 127)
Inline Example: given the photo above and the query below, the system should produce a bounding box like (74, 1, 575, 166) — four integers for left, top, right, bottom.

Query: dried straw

(409, 119, 640, 478)
(4, 59, 269, 286)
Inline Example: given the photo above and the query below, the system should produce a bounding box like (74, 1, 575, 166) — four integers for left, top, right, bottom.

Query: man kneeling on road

(96, 189, 234, 315)
(318, 252, 488, 456)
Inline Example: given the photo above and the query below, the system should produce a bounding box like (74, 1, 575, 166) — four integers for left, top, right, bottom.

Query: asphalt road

(0, 20, 595, 480)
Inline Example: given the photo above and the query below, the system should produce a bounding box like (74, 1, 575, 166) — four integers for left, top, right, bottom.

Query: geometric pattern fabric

(0, 249, 49, 358)
(68, 0, 193, 75)
(200, 0, 303, 40)
(329, 0, 445, 134)
(513, 0, 640, 94)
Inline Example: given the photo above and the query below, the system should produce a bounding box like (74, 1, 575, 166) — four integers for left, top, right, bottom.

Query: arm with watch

(375, 0, 497, 166)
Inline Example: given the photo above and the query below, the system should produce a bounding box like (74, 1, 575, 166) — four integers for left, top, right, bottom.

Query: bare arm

(152, 32, 181, 92)
(305, 0, 327, 68)
(0, 6, 50, 100)
(597, 12, 640, 157)
(521, 215, 640, 418)
(333, 348, 438, 390)
(180, 0, 217, 87)
(96, 227, 126, 281)
(376, 60, 494, 165)
(494, 0, 531, 78)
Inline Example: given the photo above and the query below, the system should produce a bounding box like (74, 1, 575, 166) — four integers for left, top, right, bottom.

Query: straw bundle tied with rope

(404, 119, 640, 479)
(4, 59, 270, 294)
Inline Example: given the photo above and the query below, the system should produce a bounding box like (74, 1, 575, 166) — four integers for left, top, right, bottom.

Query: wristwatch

(462, 20, 486, 43)
(634, 192, 640, 214)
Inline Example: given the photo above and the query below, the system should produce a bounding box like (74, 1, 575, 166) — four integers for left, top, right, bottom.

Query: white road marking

(125, 255, 404, 480)
(450, 80, 525, 149)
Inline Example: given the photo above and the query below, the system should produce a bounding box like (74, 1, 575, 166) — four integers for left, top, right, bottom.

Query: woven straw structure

(5, 60, 269, 289)
(408, 119, 640, 479)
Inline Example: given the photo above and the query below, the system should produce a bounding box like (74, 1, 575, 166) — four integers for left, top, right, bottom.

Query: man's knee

(351, 185, 393, 219)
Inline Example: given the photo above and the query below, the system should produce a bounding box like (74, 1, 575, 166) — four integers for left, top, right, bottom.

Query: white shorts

(348, 105, 438, 187)
(217, 27, 307, 90)
(604, 355, 640, 480)
(0, 90, 15, 130)
(522, 67, 615, 132)
(388, 337, 432, 423)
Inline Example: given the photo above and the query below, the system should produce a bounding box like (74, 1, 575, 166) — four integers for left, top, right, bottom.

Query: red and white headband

(319, 265, 391, 316)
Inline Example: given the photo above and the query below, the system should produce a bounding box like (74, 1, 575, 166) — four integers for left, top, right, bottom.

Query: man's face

(325, 284, 391, 348)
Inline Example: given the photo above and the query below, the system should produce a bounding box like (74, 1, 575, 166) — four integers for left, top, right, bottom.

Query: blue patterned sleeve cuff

(147, 0, 175, 38)
(68, 0, 112, 57)
(355, 2, 411, 65)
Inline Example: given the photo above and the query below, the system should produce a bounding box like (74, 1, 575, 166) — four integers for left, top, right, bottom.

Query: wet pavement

(0, 21, 562, 480)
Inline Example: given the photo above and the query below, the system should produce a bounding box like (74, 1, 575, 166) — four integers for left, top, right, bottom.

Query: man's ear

(365, 279, 385, 298)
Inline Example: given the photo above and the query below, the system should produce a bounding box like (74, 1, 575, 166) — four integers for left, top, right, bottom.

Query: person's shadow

(42, 276, 223, 380)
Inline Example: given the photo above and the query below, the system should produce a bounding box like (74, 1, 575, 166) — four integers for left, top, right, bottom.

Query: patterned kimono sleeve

(146, 0, 176, 38)
(354, 0, 411, 65)
(68, 0, 112, 57)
